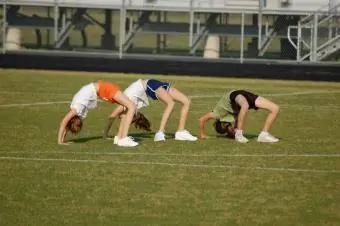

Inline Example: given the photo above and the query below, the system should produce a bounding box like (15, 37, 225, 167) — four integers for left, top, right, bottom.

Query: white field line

(2, 151, 340, 158)
(0, 101, 69, 107)
(0, 156, 339, 174)
(1, 90, 340, 108)
(191, 103, 340, 110)
(0, 91, 70, 96)
(266, 90, 340, 96)
(0, 156, 106, 163)
(189, 90, 340, 98)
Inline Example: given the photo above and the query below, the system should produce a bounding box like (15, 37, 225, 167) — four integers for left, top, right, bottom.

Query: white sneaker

(117, 137, 139, 147)
(235, 130, 249, 143)
(175, 130, 198, 141)
(114, 136, 135, 145)
(257, 132, 279, 143)
(154, 131, 166, 142)
(113, 136, 118, 144)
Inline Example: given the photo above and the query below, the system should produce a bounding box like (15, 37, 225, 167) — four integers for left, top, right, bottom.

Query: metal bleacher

(1, 0, 340, 63)
(288, 2, 340, 61)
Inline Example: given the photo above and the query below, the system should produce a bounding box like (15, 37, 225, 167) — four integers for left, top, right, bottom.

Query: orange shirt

(97, 80, 120, 104)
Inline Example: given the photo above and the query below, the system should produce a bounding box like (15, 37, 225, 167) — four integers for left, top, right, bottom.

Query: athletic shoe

(257, 132, 279, 143)
(113, 136, 118, 144)
(154, 131, 166, 142)
(114, 136, 135, 145)
(235, 130, 249, 143)
(175, 130, 198, 141)
(117, 137, 139, 147)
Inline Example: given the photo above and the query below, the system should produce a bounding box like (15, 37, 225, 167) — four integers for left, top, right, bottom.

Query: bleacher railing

(1, 0, 340, 63)
(288, 2, 340, 61)
(1, 0, 261, 10)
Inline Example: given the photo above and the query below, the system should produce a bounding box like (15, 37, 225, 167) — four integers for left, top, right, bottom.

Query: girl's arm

(198, 112, 214, 138)
(58, 109, 77, 144)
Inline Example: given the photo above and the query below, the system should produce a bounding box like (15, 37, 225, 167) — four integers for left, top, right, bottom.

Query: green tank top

(211, 91, 235, 123)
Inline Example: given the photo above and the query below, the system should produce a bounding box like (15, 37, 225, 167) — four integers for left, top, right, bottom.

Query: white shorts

(123, 79, 149, 110)
(70, 83, 98, 118)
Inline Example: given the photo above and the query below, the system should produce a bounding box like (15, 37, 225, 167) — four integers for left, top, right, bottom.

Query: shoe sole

(257, 139, 279, 143)
(117, 144, 138, 147)
(175, 137, 197, 141)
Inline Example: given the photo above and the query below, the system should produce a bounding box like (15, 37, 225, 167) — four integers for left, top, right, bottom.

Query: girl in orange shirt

(58, 80, 138, 147)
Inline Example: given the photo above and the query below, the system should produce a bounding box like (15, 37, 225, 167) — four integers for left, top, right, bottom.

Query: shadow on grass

(69, 132, 154, 143)
(69, 136, 103, 143)
(216, 133, 259, 140)
(69, 133, 278, 143)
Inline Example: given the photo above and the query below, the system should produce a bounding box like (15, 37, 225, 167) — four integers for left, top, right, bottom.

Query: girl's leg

(255, 96, 280, 133)
(168, 88, 190, 131)
(234, 94, 250, 143)
(155, 88, 175, 132)
(168, 88, 197, 141)
(234, 94, 249, 131)
(117, 113, 126, 138)
(103, 105, 125, 139)
(114, 91, 137, 146)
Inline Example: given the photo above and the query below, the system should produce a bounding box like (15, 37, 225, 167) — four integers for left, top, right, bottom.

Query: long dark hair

(66, 115, 83, 134)
(214, 120, 230, 134)
(132, 112, 151, 131)
(213, 120, 236, 138)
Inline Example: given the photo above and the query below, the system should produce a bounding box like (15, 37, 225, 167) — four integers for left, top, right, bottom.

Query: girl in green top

(198, 90, 280, 143)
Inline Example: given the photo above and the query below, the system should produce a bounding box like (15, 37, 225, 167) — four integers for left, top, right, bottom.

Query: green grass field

(0, 69, 340, 225)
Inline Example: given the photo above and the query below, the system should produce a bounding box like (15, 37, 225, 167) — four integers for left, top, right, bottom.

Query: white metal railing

(288, 2, 340, 61)
(1, 0, 261, 11)
(3, 0, 260, 9)
(4, 0, 340, 13)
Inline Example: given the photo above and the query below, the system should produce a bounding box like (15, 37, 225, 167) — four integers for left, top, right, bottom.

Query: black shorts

(229, 90, 259, 112)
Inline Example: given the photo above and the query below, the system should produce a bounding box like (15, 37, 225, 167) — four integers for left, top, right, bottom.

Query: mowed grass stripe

(1, 156, 340, 174)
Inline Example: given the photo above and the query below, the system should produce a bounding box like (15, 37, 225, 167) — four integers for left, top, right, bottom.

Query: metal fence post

(189, 0, 194, 48)
(119, 0, 126, 59)
(2, 0, 7, 54)
(297, 22, 301, 61)
(311, 13, 318, 62)
(54, 0, 59, 43)
(258, 0, 263, 50)
(240, 12, 245, 63)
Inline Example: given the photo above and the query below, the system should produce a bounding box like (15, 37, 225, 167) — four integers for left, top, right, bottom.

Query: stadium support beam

(189, 13, 220, 55)
(6, 5, 20, 22)
(258, 15, 298, 57)
(1, 1, 6, 53)
(156, 11, 167, 53)
(101, 10, 115, 50)
(54, 8, 87, 49)
(35, 29, 42, 47)
(248, 14, 258, 57)
(122, 11, 152, 52)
